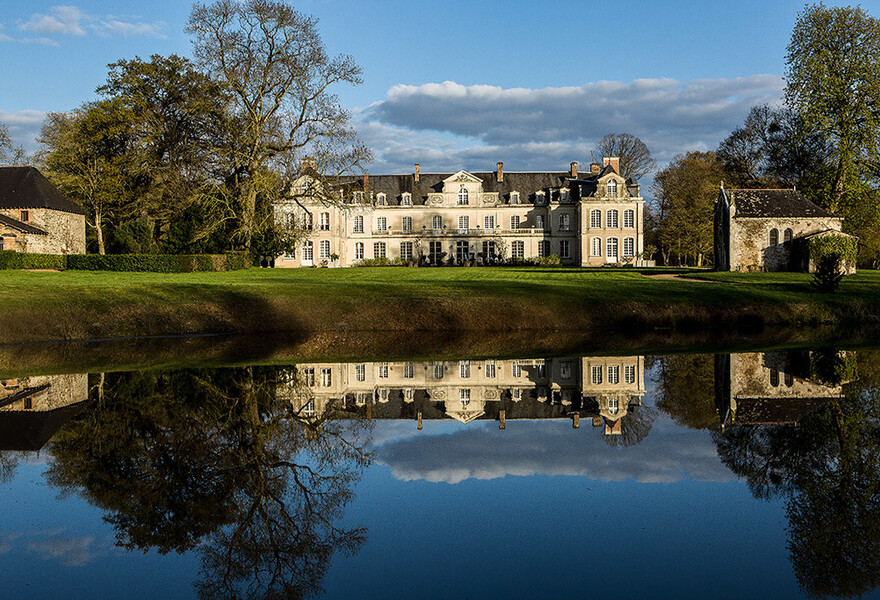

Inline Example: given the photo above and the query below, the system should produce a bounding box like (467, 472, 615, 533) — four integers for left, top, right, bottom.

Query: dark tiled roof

(733, 396, 832, 425)
(727, 189, 836, 218)
(0, 166, 87, 215)
(0, 213, 48, 235)
(0, 401, 90, 451)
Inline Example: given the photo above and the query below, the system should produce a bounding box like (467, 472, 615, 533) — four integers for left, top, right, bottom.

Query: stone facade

(274, 159, 645, 268)
(0, 373, 88, 412)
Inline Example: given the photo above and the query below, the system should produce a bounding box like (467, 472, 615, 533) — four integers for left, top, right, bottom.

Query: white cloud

(0, 110, 48, 153)
(18, 5, 86, 36)
(13, 5, 165, 42)
(359, 76, 785, 174)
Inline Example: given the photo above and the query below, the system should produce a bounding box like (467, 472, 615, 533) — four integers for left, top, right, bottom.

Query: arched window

(590, 209, 602, 228)
(784, 228, 793, 243)
(302, 241, 314, 261)
(377, 193, 387, 206)
(606, 209, 619, 228)
(623, 209, 635, 228)
(606, 237, 619, 258)
(401, 193, 412, 206)
(770, 368, 779, 387)
(623, 237, 635, 257)
(606, 179, 618, 198)
(458, 187, 469, 205)
(769, 228, 779, 246)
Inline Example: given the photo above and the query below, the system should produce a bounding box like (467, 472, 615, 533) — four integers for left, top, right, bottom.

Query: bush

(67, 253, 250, 272)
(811, 253, 845, 293)
(0, 250, 66, 270)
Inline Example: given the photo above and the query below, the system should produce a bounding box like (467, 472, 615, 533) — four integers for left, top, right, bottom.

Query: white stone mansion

(274, 157, 645, 267)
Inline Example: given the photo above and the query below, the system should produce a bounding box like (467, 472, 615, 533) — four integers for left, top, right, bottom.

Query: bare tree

(595, 133, 656, 180)
(186, 0, 370, 251)
(0, 122, 28, 166)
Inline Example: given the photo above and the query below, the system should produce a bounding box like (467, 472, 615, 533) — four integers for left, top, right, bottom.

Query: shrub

(0, 250, 66, 270)
(811, 253, 845, 293)
(67, 253, 250, 272)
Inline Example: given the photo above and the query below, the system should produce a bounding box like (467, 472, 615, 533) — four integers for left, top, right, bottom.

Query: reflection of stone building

(278, 357, 645, 435)
(715, 352, 847, 428)
(0, 374, 89, 451)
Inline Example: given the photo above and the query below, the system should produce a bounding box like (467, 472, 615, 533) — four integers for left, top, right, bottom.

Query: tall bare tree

(595, 133, 656, 180)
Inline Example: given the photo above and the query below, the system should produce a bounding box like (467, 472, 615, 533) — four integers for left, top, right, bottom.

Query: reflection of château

(0, 374, 89, 451)
(279, 357, 645, 435)
(715, 352, 848, 428)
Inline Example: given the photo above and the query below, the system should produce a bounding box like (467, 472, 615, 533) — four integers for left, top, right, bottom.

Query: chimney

(301, 156, 317, 172)
(414, 163, 420, 182)
(590, 162, 601, 175)
(570, 162, 578, 178)
(363, 174, 369, 192)
(496, 162, 503, 182)
(603, 156, 620, 174)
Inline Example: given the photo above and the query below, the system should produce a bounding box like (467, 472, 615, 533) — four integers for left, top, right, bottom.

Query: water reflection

(0, 349, 877, 599)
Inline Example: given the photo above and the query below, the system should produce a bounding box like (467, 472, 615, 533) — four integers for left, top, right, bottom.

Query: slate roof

(727, 189, 836, 218)
(0, 401, 89, 451)
(0, 213, 48, 235)
(0, 166, 86, 215)
(733, 396, 831, 425)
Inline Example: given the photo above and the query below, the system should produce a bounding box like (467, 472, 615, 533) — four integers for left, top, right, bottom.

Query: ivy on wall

(808, 235, 858, 264)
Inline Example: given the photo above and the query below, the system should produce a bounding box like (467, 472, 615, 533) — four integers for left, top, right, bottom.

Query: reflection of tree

(603, 404, 657, 447)
(0, 451, 20, 484)
(655, 354, 717, 430)
(46, 367, 371, 599)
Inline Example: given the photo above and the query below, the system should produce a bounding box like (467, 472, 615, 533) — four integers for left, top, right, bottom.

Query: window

(560, 240, 571, 259)
(354, 242, 364, 260)
(559, 214, 570, 231)
(606, 209, 619, 228)
(355, 364, 366, 381)
(319, 240, 330, 259)
(512, 387, 522, 400)
(319, 212, 330, 231)
(432, 215, 443, 230)
(510, 215, 521, 229)
(510, 192, 520, 205)
(460, 388, 471, 406)
(355, 392, 368, 405)
(404, 388, 414, 401)
(377, 363, 389, 378)
(20, 210, 29, 222)
(512, 361, 522, 378)
(482, 241, 496, 259)
(373, 242, 386, 258)
(591, 365, 602, 385)
(607, 179, 618, 197)
(538, 240, 550, 257)
(458, 215, 469, 233)
(353, 191, 364, 204)
(785, 372, 794, 387)
(376, 216, 387, 231)
(590, 209, 602, 228)
(609, 398, 619, 415)
(303, 212, 313, 230)
(303, 241, 314, 261)
(459, 360, 471, 378)
(402, 216, 413, 231)
(403, 362, 415, 378)
(560, 361, 572, 379)
(429, 241, 443, 263)
(770, 368, 779, 387)
(433, 362, 445, 379)
(485, 360, 496, 378)
(535, 191, 546, 205)
(770, 228, 779, 246)
(560, 189, 570, 203)
(376, 193, 387, 206)
(608, 365, 620, 384)
(353, 215, 364, 233)
(283, 213, 296, 230)
(377, 388, 389, 402)
(623, 209, 635, 228)
(784, 228, 793, 243)
(302, 367, 315, 386)
(484, 215, 495, 230)
(535, 215, 544, 229)
(623, 237, 635, 258)
(606, 237, 619, 259)
(320, 368, 332, 387)
(458, 187, 469, 205)
(302, 400, 315, 417)
(512, 240, 524, 258)
(400, 241, 413, 260)
(402, 193, 412, 206)
(455, 241, 470, 262)
(591, 237, 602, 257)
(624, 364, 636, 384)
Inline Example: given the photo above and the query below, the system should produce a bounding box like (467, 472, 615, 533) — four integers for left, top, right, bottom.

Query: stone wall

(730, 216, 843, 272)
(0, 208, 86, 254)
(0, 373, 88, 412)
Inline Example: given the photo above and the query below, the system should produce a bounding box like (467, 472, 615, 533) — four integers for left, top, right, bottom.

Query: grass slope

(1, 267, 878, 344)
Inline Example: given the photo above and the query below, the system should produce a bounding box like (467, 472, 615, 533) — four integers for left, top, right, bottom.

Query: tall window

(303, 241, 314, 261)
(455, 241, 470, 262)
(319, 240, 330, 259)
(770, 368, 779, 387)
(400, 241, 413, 260)
(538, 240, 550, 257)
(459, 360, 471, 378)
(606, 179, 618, 197)
(304, 212, 313, 230)
(535, 215, 544, 229)
(560, 240, 571, 259)
(429, 241, 443, 263)
(320, 368, 332, 387)
(354, 242, 364, 260)
(302, 367, 316, 386)
(458, 215, 469, 233)
(590, 209, 601, 228)
(560, 361, 572, 379)
(373, 242, 386, 258)
(608, 365, 620, 384)
(355, 364, 366, 381)
(353, 215, 364, 233)
(784, 228, 793, 243)
(460, 388, 471, 406)
(510, 215, 521, 229)
(403, 362, 415, 378)
(623, 237, 635, 258)
(510, 192, 520, 205)
(623, 209, 635, 228)
(482, 240, 496, 259)
(402, 193, 412, 206)
(512, 240, 524, 258)
(606, 237, 619, 259)
(458, 187, 469, 205)
(433, 362, 444, 379)
(432, 215, 443, 230)
(512, 361, 522, 377)
(591, 237, 602, 257)
(512, 387, 522, 400)
(319, 212, 330, 230)
(377, 363, 389, 378)
(769, 228, 779, 246)
(624, 364, 636, 384)
(559, 214, 570, 231)
(402, 216, 413, 231)
(606, 209, 619, 228)
(591, 365, 602, 385)
(404, 388, 414, 400)
(377, 388, 389, 402)
(376, 216, 387, 231)
(484, 215, 495, 230)
(608, 398, 619, 415)
(485, 360, 496, 378)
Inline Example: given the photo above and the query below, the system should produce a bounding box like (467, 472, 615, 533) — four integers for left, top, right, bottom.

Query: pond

(0, 345, 878, 599)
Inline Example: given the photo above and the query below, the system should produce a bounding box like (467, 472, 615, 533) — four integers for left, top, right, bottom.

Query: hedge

(0, 251, 250, 272)
(808, 235, 858, 264)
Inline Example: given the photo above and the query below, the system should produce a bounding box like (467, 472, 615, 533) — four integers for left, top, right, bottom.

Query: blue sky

(2, 0, 879, 176)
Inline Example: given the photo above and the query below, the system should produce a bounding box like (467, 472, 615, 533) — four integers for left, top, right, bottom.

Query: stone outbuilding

(714, 187, 856, 273)
(0, 166, 86, 254)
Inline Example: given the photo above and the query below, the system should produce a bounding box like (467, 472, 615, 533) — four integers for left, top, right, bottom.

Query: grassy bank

(1, 266, 879, 345)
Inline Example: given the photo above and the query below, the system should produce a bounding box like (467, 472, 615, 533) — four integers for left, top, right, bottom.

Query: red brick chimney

(603, 156, 620, 174)
(414, 163, 420, 182)
(590, 162, 601, 175)
(363, 174, 369, 192)
(570, 162, 578, 178)
(496, 162, 503, 182)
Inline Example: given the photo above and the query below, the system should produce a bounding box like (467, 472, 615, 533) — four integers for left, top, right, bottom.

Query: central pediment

(443, 170, 483, 184)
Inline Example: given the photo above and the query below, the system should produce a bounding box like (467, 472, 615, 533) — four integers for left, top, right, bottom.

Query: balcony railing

(367, 227, 552, 237)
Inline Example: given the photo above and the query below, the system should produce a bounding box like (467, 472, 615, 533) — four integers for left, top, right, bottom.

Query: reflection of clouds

(374, 417, 732, 485)
(0, 527, 109, 567)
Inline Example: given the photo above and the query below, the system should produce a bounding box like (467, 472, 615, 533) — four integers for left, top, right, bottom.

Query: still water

(0, 349, 877, 599)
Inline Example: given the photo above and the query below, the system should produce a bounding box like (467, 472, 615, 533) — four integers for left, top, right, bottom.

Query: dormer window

(560, 189, 570, 203)
(510, 192, 520, 205)
(353, 191, 364, 204)
(606, 180, 618, 198)
(401, 193, 412, 206)
(535, 191, 546, 205)
(457, 187, 469, 205)
(377, 193, 387, 206)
